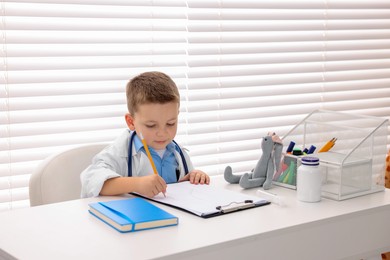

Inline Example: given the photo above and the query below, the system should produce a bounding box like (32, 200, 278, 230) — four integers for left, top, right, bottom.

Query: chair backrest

(29, 143, 108, 206)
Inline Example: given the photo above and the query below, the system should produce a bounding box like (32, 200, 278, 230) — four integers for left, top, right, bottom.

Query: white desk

(0, 176, 389, 260)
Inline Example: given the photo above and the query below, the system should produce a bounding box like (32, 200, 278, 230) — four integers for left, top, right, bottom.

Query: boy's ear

(125, 113, 136, 131)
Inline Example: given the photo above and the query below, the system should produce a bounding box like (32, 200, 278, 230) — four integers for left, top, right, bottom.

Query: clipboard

(131, 182, 270, 218)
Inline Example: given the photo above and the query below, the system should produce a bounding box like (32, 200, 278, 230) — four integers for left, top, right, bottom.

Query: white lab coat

(80, 129, 193, 198)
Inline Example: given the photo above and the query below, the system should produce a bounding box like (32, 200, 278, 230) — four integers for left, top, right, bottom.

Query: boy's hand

(134, 175, 167, 198)
(179, 170, 210, 185)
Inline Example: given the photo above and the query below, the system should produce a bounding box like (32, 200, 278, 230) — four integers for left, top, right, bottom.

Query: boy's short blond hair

(126, 71, 180, 115)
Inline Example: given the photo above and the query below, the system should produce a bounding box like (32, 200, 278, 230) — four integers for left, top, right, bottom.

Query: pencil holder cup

(272, 153, 300, 189)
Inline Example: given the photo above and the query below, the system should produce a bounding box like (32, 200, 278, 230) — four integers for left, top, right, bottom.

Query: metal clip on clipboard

(216, 200, 255, 214)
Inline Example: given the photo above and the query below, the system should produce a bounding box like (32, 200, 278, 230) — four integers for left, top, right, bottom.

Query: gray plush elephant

(224, 133, 283, 190)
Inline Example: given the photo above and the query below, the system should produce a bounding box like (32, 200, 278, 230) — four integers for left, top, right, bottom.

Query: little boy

(81, 71, 210, 198)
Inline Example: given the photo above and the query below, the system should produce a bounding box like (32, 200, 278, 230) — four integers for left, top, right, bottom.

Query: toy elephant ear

(271, 134, 283, 144)
(266, 131, 282, 144)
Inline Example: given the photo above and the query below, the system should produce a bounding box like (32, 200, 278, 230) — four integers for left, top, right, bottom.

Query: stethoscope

(127, 131, 189, 181)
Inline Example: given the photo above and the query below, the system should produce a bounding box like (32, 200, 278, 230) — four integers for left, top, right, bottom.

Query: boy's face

(125, 102, 179, 150)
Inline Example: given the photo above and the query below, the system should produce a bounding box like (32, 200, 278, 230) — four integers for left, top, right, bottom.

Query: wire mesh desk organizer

(273, 109, 388, 201)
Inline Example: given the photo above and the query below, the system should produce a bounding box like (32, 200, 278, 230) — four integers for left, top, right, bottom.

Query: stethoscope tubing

(127, 131, 189, 180)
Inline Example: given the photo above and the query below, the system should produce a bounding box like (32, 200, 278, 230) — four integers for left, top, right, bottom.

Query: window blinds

(181, 0, 390, 174)
(0, 1, 189, 210)
(1, 0, 389, 211)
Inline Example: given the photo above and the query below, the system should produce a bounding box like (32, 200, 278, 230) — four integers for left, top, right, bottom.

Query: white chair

(29, 143, 108, 206)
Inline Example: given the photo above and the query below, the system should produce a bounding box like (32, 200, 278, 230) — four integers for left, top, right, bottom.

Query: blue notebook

(88, 197, 178, 233)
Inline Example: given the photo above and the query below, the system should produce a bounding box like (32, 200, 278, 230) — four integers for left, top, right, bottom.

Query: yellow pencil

(139, 132, 166, 197)
(318, 137, 337, 153)
(139, 132, 158, 175)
